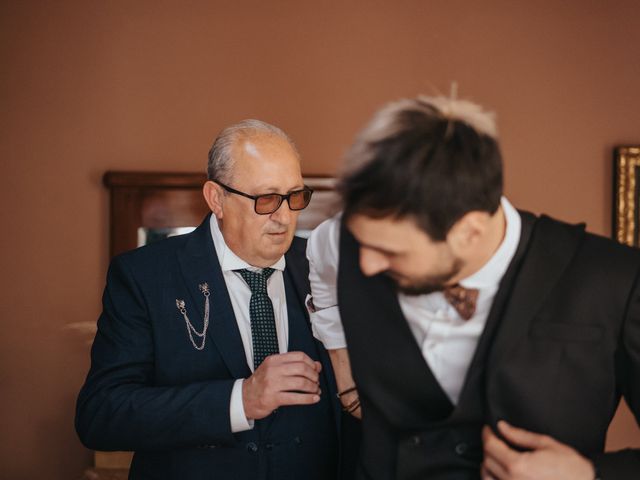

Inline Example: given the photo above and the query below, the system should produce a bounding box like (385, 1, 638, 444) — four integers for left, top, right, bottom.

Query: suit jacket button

(294, 436, 302, 445)
(410, 435, 421, 446)
(455, 443, 468, 455)
(247, 442, 258, 453)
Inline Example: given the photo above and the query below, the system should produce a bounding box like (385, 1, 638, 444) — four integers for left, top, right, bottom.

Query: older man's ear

(203, 181, 225, 219)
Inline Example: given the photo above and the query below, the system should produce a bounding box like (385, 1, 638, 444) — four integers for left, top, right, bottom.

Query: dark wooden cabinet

(103, 171, 209, 257)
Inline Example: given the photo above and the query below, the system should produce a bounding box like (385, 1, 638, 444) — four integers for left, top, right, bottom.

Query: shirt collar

(458, 197, 521, 290)
(208, 215, 286, 272)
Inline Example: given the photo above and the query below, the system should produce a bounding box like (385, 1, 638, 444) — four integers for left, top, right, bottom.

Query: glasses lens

(288, 189, 312, 210)
(255, 194, 281, 214)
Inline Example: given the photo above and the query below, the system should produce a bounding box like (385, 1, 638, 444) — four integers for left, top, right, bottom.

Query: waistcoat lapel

(487, 214, 586, 377)
(338, 221, 454, 428)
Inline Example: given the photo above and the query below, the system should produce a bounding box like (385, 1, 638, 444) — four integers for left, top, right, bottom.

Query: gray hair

(207, 119, 298, 183)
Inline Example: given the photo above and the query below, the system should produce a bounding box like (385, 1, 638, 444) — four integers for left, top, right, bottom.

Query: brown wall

(1, 1, 639, 478)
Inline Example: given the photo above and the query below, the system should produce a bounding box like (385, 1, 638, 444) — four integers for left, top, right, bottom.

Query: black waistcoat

(337, 214, 536, 480)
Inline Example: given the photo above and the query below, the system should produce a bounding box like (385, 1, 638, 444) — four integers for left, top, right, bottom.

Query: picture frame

(613, 146, 640, 247)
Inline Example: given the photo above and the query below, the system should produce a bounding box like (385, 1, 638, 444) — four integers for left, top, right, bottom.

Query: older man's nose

(270, 198, 293, 225)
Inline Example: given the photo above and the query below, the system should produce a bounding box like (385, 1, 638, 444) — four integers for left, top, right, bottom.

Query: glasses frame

(214, 180, 314, 215)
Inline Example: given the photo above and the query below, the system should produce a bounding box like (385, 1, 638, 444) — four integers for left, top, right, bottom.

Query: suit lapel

(487, 213, 587, 370)
(283, 238, 310, 328)
(454, 211, 537, 414)
(176, 215, 251, 379)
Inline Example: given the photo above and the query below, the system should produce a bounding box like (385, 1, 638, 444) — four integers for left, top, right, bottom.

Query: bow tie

(442, 284, 479, 320)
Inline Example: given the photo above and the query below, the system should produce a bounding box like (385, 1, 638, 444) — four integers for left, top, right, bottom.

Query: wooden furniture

(104, 171, 209, 257)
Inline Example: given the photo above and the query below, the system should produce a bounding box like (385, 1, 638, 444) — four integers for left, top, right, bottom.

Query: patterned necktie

(237, 268, 279, 369)
(443, 284, 479, 321)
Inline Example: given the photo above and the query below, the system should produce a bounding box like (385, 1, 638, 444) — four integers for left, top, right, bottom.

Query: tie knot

(237, 268, 275, 294)
(443, 284, 479, 321)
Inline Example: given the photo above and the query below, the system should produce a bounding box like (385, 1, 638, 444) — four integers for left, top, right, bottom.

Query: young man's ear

(447, 211, 488, 253)
(203, 181, 224, 219)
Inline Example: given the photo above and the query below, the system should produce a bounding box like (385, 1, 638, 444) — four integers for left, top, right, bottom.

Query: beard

(391, 257, 464, 296)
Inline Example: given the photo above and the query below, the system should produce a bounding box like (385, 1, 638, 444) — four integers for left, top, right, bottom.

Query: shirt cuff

(310, 305, 347, 349)
(230, 379, 254, 433)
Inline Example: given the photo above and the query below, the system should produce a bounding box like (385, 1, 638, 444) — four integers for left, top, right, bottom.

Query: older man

(77, 120, 353, 480)
(307, 97, 640, 479)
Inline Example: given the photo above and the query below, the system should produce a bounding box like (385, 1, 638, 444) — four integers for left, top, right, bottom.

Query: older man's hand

(481, 421, 596, 480)
(242, 351, 322, 420)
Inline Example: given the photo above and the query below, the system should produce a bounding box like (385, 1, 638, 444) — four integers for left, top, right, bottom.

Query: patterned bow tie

(443, 284, 479, 320)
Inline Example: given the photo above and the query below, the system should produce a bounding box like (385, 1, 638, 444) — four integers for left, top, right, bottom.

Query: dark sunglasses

(214, 180, 314, 215)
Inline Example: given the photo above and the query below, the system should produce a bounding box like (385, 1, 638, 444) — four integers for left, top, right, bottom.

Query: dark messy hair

(339, 96, 503, 241)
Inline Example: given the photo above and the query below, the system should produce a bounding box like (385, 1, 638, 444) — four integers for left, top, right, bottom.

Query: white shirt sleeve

(229, 379, 254, 432)
(306, 215, 348, 349)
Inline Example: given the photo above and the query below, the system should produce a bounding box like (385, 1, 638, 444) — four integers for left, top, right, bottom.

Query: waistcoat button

(454, 443, 468, 455)
(247, 442, 258, 453)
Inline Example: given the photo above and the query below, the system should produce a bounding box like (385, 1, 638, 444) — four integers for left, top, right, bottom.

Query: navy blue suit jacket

(76, 215, 354, 480)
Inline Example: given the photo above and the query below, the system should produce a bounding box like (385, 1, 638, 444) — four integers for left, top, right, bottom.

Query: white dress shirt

(306, 197, 521, 404)
(209, 216, 289, 432)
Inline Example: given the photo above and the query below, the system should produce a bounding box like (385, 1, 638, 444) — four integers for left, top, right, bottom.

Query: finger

(498, 420, 551, 450)
(480, 465, 490, 480)
(258, 356, 320, 383)
(483, 425, 519, 471)
(481, 425, 493, 444)
(314, 360, 322, 372)
(482, 454, 509, 480)
(279, 376, 321, 394)
(279, 362, 320, 383)
(276, 391, 321, 406)
(480, 465, 495, 480)
(272, 351, 318, 370)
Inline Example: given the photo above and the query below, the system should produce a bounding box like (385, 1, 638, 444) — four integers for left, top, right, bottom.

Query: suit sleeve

(593, 271, 640, 478)
(75, 254, 237, 451)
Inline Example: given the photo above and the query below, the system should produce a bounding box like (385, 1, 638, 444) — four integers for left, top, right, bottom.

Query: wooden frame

(613, 146, 640, 247)
(104, 171, 209, 257)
